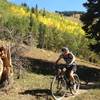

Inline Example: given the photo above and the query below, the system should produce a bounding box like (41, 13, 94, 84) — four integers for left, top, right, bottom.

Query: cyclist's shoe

(70, 81, 75, 87)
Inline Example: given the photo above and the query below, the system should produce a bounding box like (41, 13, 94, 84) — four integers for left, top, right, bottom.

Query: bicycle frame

(51, 66, 80, 97)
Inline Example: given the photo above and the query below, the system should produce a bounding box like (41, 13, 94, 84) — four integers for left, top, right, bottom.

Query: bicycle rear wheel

(50, 75, 66, 100)
(70, 74, 80, 95)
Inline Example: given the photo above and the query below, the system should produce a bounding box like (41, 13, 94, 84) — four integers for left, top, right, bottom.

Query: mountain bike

(50, 66, 80, 100)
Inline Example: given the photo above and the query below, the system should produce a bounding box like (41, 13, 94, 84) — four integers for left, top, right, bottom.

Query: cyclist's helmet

(61, 47, 69, 52)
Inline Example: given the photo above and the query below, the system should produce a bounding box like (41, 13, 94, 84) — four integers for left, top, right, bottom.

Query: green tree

(25, 10, 39, 46)
(21, 3, 27, 7)
(80, 0, 100, 53)
(35, 4, 38, 18)
(38, 23, 46, 48)
(42, 8, 46, 17)
(31, 7, 35, 13)
(1, 15, 29, 43)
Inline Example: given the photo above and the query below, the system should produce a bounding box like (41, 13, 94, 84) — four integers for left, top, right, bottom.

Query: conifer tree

(80, 0, 100, 53)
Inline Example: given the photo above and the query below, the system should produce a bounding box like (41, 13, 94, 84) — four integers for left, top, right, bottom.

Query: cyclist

(55, 47, 77, 85)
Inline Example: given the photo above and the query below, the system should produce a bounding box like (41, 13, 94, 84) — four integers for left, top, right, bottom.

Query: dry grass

(73, 89, 100, 100)
(0, 72, 53, 100)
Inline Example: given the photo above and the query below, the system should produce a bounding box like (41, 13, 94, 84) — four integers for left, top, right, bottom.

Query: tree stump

(0, 46, 13, 92)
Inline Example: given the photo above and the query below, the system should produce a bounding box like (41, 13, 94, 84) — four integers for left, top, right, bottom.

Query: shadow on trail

(19, 56, 55, 75)
(80, 82, 100, 90)
(77, 65, 100, 83)
(19, 89, 52, 100)
(77, 65, 100, 90)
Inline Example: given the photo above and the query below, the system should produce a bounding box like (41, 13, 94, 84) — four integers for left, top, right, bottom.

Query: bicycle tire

(50, 75, 66, 100)
(70, 74, 80, 95)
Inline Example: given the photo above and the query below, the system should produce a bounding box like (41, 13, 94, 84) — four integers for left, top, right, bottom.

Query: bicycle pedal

(70, 82, 75, 87)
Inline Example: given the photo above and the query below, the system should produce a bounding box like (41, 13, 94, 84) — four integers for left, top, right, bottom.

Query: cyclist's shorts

(66, 62, 77, 72)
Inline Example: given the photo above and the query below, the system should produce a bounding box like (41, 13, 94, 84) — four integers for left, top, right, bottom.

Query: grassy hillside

(0, 0, 99, 64)
(7, 1, 85, 35)
(0, 0, 85, 35)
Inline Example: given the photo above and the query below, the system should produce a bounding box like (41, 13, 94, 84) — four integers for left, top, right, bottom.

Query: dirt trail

(62, 90, 87, 100)
(62, 82, 100, 100)
(21, 47, 100, 69)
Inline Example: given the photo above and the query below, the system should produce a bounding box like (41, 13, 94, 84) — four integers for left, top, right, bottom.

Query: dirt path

(62, 90, 87, 100)
(62, 82, 100, 100)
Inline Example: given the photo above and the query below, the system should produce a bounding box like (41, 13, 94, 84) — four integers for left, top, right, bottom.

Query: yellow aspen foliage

(37, 13, 84, 36)
(9, 5, 85, 36)
(10, 6, 27, 16)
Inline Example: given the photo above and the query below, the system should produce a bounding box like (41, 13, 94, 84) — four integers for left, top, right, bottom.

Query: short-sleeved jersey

(60, 52, 75, 64)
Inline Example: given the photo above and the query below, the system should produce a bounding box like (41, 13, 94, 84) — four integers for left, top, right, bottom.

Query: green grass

(16, 72, 52, 89)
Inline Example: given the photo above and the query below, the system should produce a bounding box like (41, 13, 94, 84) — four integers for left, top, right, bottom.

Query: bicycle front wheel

(50, 75, 66, 100)
(70, 74, 80, 95)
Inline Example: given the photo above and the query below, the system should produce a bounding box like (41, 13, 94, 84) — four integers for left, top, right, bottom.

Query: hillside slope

(20, 47, 100, 69)
(1, 0, 99, 64)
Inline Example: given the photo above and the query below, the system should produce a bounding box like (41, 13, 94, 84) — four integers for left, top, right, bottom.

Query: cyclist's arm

(55, 57, 61, 64)
(55, 55, 62, 64)
(69, 53, 75, 65)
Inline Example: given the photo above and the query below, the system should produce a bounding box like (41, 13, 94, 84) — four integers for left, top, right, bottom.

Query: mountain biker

(55, 47, 77, 85)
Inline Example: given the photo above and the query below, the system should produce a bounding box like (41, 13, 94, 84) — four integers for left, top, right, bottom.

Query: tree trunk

(0, 46, 13, 90)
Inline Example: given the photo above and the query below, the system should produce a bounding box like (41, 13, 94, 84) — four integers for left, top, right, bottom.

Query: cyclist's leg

(68, 64, 77, 84)
(70, 70, 75, 84)
(64, 64, 76, 83)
